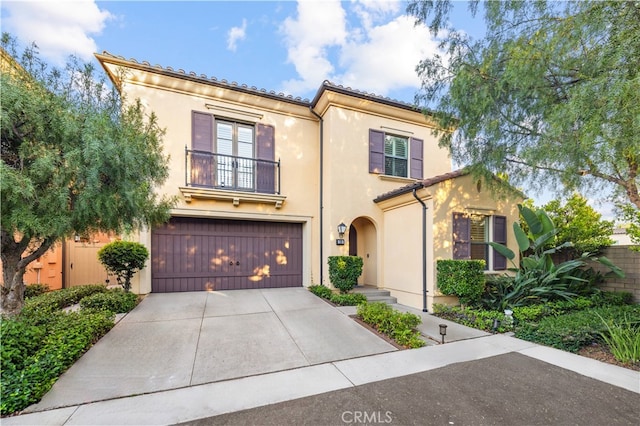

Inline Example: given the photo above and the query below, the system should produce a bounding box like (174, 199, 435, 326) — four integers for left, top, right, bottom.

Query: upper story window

(453, 212, 507, 271)
(190, 111, 277, 194)
(369, 129, 423, 179)
(384, 135, 408, 177)
(216, 121, 255, 190)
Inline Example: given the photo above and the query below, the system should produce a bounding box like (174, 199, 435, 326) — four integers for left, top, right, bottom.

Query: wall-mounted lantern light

(336, 222, 347, 246)
(439, 323, 447, 344)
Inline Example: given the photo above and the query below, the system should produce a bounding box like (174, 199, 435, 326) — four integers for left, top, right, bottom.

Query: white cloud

(279, 0, 443, 98)
(280, 0, 348, 94)
(227, 19, 247, 52)
(1, 0, 112, 64)
(337, 15, 438, 94)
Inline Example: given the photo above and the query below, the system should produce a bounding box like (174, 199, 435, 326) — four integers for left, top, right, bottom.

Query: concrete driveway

(27, 288, 397, 412)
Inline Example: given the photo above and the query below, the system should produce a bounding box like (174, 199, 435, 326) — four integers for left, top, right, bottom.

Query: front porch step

(351, 286, 397, 305)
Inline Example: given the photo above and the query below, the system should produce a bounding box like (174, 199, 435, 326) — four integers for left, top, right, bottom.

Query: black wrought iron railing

(185, 147, 280, 194)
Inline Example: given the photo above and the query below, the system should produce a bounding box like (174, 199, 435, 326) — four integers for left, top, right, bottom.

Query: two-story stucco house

(96, 52, 523, 311)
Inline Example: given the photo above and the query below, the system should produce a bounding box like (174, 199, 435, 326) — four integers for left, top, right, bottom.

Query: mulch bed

(577, 342, 640, 371)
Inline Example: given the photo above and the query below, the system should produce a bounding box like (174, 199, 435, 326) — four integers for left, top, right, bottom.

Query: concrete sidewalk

(4, 290, 639, 425)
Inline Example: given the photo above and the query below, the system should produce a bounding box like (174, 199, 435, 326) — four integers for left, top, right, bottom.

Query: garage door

(151, 217, 302, 292)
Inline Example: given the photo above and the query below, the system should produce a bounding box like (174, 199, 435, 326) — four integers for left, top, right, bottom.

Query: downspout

(310, 107, 324, 285)
(412, 188, 428, 312)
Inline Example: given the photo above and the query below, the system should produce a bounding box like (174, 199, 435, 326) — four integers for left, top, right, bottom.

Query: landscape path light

(439, 323, 447, 344)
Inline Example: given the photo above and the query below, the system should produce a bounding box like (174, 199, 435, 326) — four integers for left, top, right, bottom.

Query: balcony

(180, 147, 285, 209)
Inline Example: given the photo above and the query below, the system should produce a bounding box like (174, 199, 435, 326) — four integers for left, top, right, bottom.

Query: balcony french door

(216, 121, 255, 191)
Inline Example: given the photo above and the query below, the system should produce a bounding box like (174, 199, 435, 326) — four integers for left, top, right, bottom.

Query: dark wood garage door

(151, 217, 302, 292)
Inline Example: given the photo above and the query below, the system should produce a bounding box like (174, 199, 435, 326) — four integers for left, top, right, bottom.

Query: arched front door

(349, 217, 377, 287)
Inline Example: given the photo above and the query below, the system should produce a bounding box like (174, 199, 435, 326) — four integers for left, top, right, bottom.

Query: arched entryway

(348, 217, 377, 287)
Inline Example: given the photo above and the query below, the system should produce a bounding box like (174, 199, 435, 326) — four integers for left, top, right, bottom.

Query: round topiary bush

(98, 241, 149, 292)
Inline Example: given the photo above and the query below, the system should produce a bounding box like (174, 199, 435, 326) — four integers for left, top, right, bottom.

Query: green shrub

(98, 241, 149, 292)
(597, 312, 640, 364)
(20, 284, 108, 322)
(308, 285, 333, 299)
(511, 297, 595, 323)
(1, 310, 114, 414)
(24, 283, 50, 299)
(487, 205, 624, 311)
(0, 318, 47, 373)
(328, 256, 363, 294)
(591, 291, 634, 307)
(79, 289, 139, 313)
(329, 293, 367, 306)
(515, 305, 640, 353)
(436, 260, 485, 305)
(432, 304, 510, 332)
(357, 302, 425, 348)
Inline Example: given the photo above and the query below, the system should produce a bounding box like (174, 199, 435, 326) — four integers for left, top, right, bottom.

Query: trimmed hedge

(328, 256, 363, 293)
(437, 260, 485, 305)
(79, 289, 139, 313)
(357, 302, 425, 348)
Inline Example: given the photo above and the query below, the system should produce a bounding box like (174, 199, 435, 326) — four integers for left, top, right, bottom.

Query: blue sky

(1, 0, 484, 103)
(0, 1, 618, 217)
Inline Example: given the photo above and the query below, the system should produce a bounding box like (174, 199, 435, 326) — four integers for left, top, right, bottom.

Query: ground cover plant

(0, 285, 139, 415)
(308, 285, 366, 306)
(357, 302, 425, 349)
(433, 290, 639, 368)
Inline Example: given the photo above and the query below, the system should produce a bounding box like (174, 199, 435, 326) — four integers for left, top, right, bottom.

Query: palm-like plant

(486, 205, 624, 309)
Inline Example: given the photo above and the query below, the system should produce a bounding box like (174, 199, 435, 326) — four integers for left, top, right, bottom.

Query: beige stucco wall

(97, 57, 466, 296)
(377, 174, 523, 311)
(318, 95, 451, 287)
(105, 64, 321, 293)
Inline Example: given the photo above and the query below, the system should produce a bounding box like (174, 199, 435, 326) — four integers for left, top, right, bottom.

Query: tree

(98, 241, 149, 292)
(617, 203, 640, 252)
(541, 194, 614, 256)
(1, 35, 174, 315)
(407, 1, 640, 209)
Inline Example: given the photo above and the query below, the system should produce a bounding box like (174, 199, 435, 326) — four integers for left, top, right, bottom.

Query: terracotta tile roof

(373, 169, 469, 203)
(96, 51, 312, 105)
(311, 80, 429, 113)
(95, 52, 431, 113)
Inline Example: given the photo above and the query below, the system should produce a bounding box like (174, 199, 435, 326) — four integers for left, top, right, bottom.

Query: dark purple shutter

(369, 129, 385, 174)
(493, 215, 507, 270)
(452, 212, 470, 259)
(409, 137, 423, 179)
(256, 123, 276, 193)
(191, 111, 213, 186)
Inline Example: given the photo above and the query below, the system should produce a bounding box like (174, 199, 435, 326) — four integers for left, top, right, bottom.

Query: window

(216, 120, 255, 190)
(469, 215, 489, 263)
(190, 111, 276, 193)
(384, 135, 408, 177)
(453, 213, 507, 270)
(369, 129, 423, 179)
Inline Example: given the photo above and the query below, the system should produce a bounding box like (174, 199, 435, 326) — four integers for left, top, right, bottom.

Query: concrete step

(365, 295, 398, 304)
(351, 286, 397, 305)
